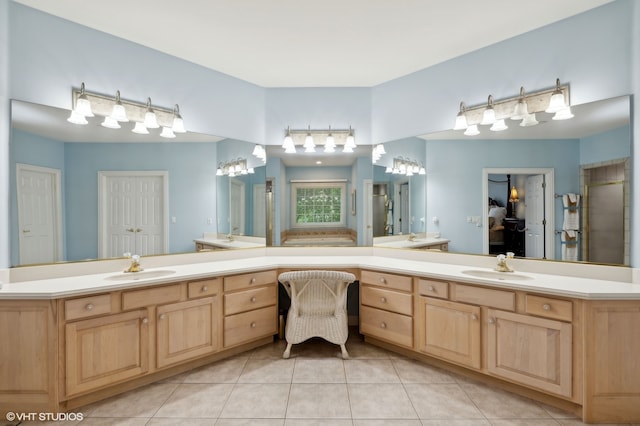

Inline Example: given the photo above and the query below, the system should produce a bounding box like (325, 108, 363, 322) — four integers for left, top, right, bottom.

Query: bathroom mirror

(265, 144, 373, 247)
(9, 99, 246, 266)
(392, 95, 631, 265)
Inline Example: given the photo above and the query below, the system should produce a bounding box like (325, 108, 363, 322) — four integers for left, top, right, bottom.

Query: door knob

(126, 228, 134, 232)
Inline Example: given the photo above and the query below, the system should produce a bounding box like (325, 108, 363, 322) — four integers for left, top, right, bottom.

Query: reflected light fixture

(385, 157, 425, 176)
(480, 95, 496, 125)
(344, 126, 356, 152)
(490, 118, 508, 132)
(303, 125, 315, 153)
(545, 78, 567, 113)
(511, 87, 529, 120)
(453, 102, 468, 130)
(67, 83, 188, 136)
(282, 126, 356, 153)
(216, 158, 254, 176)
(324, 126, 336, 153)
(520, 112, 539, 127)
(252, 144, 267, 162)
(464, 124, 480, 136)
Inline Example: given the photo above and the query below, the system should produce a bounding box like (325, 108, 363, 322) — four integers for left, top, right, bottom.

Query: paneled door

(229, 178, 245, 235)
(16, 164, 62, 264)
(525, 174, 545, 258)
(253, 183, 266, 237)
(99, 172, 168, 258)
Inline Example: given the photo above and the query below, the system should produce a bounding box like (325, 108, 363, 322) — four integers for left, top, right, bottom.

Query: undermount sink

(105, 269, 176, 281)
(461, 269, 532, 281)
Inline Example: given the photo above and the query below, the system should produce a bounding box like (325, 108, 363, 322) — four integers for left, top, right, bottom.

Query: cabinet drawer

(122, 284, 182, 310)
(65, 294, 113, 321)
(224, 305, 277, 348)
(418, 279, 449, 299)
(224, 284, 277, 316)
(360, 305, 413, 348)
(525, 294, 573, 322)
(360, 270, 412, 292)
(188, 278, 221, 299)
(361, 285, 412, 316)
(224, 270, 277, 292)
(454, 284, 515, 311)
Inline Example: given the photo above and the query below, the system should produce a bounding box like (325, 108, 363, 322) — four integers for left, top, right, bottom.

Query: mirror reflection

(412, 95, 631, 265)
(10, 100, 264, 267)
(265, 144, 372, 247)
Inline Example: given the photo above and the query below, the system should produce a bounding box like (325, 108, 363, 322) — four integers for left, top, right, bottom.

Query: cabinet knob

(159, 314, 166, 320)
(428, 286, 435, 292)
(202, 286, 208, 292)
(250, 277, 256, 284)
(142, 317, 148, 324)
(542, 303, 551, 311)
(85, 303, 94, 311)
(250, 296, 257, 303)
(488, 318, 495, 324)
(380, 322, 387, 329)
(471, 314, 478, 321)
(250, 322, 257, 328)
(379, 277, 386, 284)
(380, 297, 387, 303)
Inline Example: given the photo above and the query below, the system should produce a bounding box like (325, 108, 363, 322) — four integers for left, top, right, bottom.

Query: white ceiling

(14, 0, 613, 87)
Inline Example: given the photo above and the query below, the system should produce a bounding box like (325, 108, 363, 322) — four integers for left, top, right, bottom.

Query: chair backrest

(278, 270, 356, 316)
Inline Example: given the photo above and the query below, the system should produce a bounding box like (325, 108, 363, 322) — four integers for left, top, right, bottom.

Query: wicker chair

(278, 270, 356, 359)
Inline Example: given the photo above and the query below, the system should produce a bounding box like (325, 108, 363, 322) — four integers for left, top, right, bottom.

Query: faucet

(495, 253, 514, 273)
(124, 253, 142, 273)
(408, 233, 416, 241)
(226, 233, 234, 241)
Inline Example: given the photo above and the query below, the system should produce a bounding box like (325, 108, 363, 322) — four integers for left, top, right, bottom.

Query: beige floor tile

(353, 420, 423, 425)
(420, 420, 491, 426)
(460, 383, 551, 419)
(392, 359, 456, 383)
(84, 383, 178, 418)
(184, 357, 249, 383)
(287, 338, 345, 359)
(348, 383, 417, 419)
(237, 358, 295, 383)
(345, 359, 400, 383)
(489, 420, 561, 425)
(250, 339, 289, 359)
(153, 383, 234, 418)
(147, 419, 216, 426)
(404, 383, 485, 420)
(220, 383, 290, 418)
(216, 420, 284, 425)
(156, 370, 191, 384)
(292, 358, 346, 383)
(285, 420, 352, 426)
(78, 419, 150, 425)
(346, 341, 394, 359)
(538, 404, 580, 420)
(286, 383, 351, 419)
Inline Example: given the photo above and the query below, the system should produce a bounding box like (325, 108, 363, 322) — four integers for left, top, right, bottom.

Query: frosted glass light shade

(511, 100, 529, 120)
(545, 92, 566, 113)
(490, 119, 508, 132)
(520, 113, 539, 127)
(552, 106, 574, 120)
(144, 111, 159, 129)
(75, 97, 94, 117)
(110, 103, 128, 122)
(67, 110, 88, 125)
(131, 122, 149, 134)
(101, 116, 121, 129)
(453, 113, 468, 130)
(464, 124, 480, 136)
(160, 126, 176, 138)
(172, 116, 186, 133)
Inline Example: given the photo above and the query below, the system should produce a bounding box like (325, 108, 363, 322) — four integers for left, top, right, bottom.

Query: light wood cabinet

(65, 309, 150, 397)
(360, 270, 413, 348)
(487, 308, 572, 398)
(156, 296, 219, 368)
(223, 270, 278, 348)
(418, 297, 481, 369)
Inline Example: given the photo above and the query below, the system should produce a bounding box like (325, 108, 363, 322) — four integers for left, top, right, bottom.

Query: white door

(253, 183, 266, 237)
(525, 174, 545, 258)
(16, 164, 62, 264)
(395, 182, 410, 234)
(229, 179, 246, 235)
(99, 172, 168, 258)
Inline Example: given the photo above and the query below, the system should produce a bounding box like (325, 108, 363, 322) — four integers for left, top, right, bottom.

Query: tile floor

(12, 331, 639, 426)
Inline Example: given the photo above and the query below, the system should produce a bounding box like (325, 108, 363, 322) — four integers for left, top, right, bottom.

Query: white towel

(562, 194, 580, 230)
(561, 230, 579, 261)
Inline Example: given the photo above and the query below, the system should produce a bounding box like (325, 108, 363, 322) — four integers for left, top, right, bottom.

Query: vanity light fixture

(216, 158, 254, 177)
(67, 83, 187, 136)
(282, 126, 356, 153)
(252, 144, 267, 162)
(372, 144, 386, 163)
(385, 157, 426, 176)
(453, 78, 572, 136)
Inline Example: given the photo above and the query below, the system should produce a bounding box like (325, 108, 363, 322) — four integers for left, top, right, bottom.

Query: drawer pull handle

(379, 277, 386, 284)
(159, 314, 166, 320)
(250, 296, 257, 303)
(250, 277, 256, 284)
(250, 322, 257, 328)
(380, 322, 387, 329)
(380, 297, 387, 303)
(142, 317, 148, 324)
(428, 285, 435, 292)
(202, 286, 208, 292)
(471, 314, 478, 321)
(542, 303, 551, 311)
(85, 303, 94, 311)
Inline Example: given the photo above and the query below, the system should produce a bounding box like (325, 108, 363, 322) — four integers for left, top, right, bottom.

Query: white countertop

(194, 238, 265, 249)
(2, 255, 640, 300)
(374, 237, 449, 249)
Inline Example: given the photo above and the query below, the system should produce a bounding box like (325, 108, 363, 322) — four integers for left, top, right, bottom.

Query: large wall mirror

(265, 143, 373, 247)
(10, 99, 264, 267)
(375, 95, 631, 266)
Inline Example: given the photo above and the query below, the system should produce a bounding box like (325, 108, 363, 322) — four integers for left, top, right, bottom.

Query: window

(291, 182, 346, 228)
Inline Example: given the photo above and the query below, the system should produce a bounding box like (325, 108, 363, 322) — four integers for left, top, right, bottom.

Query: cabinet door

(65, 309, 150, 396)
(418, 297, 481, 369)
(487, 309, 572, 397)
(157, 297, 219, 368)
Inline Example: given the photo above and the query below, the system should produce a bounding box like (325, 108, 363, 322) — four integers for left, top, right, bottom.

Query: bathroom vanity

(0, 249, 638, 423)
